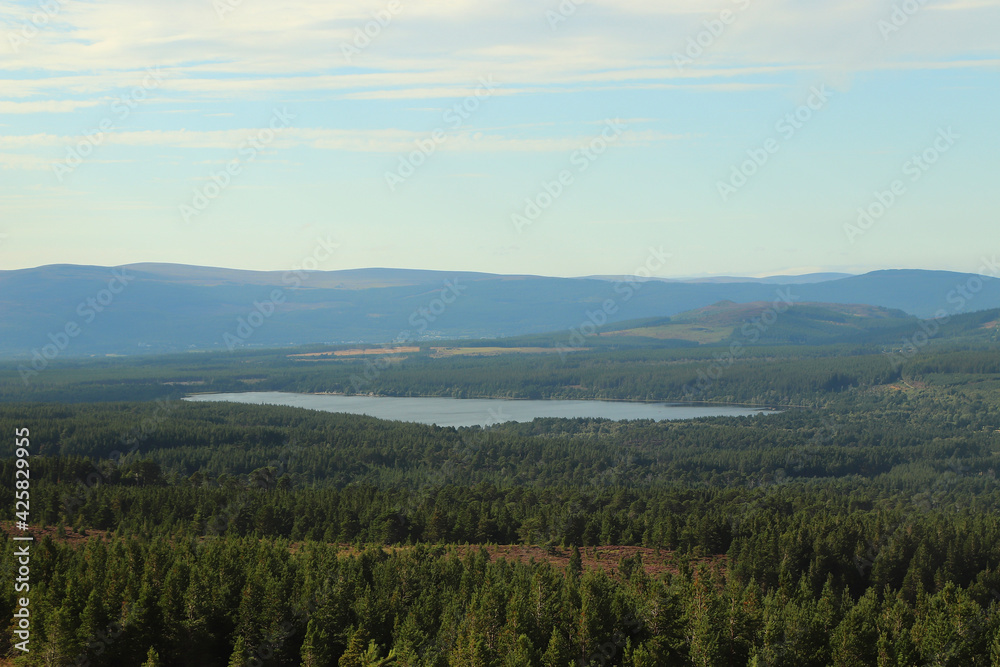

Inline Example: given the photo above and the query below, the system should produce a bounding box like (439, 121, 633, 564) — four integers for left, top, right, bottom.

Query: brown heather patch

(2, 523, 724, 580)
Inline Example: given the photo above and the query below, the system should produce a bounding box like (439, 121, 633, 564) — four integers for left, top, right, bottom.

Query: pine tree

(719, 577, 760, 665)
(301, 617, 334, 667)
(541, 627, 571, 667)
(569, 546, 583, 579)
(77, 588, 109, 649)
(911, 582, 989, 666)
(503, 634, 534, 667)
(578, 569, 616, 663)
(127, 578, 163, 661)
(631, 641, 661, 667)
(141, 646, 163, 666)
(339, 627, 370, 667)
(687, 569, 723, 667)
(359, 640, 396, 666)
(39, 605, 81, 667)
(830, 589, 878, 667)
(228, 634, 251, 667)
(876, 590, 916, 667)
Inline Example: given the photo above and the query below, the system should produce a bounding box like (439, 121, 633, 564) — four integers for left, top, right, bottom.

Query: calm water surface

(184, 392, 774, 428)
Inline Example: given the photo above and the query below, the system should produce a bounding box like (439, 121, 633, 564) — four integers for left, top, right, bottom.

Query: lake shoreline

(183, 392, 780, 428)
(185, 389, 782, 410)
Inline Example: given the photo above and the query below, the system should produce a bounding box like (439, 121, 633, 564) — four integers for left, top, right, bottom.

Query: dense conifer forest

(2, 338, 1000, 665)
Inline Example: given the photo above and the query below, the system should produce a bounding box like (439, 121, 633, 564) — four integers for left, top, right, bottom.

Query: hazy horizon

(8, 260, 990, 282)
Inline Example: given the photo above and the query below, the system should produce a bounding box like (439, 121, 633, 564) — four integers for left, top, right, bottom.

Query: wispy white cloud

(0, 127, 686, 153)
(0, 152, 51, 170)
(1, 0, 996, 105)
(931, 0, 1000, 10)
(0, 100, 104, 113)
(0, 0, 995, 277)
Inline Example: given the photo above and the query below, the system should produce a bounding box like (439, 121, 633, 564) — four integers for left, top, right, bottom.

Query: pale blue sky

(1, 0, 997, 278)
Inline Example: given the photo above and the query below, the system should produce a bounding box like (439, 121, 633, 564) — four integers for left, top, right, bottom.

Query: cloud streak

(0, 127, 684, 153)
(1, 0, 996, 105)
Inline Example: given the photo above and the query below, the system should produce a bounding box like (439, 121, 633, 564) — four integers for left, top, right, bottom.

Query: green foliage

(4, 344, 1000, 664)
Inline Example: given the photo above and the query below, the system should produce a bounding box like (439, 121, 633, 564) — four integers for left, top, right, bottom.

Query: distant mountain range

(1, 263, 998, 357)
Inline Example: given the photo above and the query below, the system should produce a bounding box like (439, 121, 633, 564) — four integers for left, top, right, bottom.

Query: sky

(0, 0, 997, 279)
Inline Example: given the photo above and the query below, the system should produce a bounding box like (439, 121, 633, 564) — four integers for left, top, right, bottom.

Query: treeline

(2, 332, 999, 405)
(0, 342, 982, 405)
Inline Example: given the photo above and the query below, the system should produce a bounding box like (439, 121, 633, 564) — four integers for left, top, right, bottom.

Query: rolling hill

(598, 301, 918, 345)
(1, 264, 998, 357)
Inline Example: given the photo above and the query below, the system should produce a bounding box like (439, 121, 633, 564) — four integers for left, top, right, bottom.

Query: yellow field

(289, 346, 565, 360)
